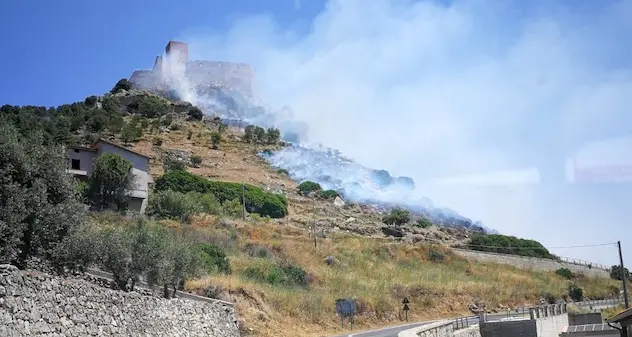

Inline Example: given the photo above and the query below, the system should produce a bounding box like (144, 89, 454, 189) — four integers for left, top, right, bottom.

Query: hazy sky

(2, 0, 631, 266)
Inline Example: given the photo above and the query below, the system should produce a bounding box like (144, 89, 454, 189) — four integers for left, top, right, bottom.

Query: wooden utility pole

(618, 241, 629, 308)
(242, 183, 246, 221)
(312, 198, 317, 248)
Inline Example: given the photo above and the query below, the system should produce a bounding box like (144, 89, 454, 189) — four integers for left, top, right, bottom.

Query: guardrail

(452, 248, 610, 271)
(557, 257, 609, 271)
(84, 267, 234, 306)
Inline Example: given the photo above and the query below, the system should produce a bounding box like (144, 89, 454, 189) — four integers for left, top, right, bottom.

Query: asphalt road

(327, 299, 624, 337)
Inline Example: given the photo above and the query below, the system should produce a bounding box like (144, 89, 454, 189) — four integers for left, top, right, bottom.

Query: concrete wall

(480, 319, 538, 337)
(535, 312, 569, 337)
(67, 148, 96, 175)
(0, 264, 240, 337)
(452, 249, 609, 278)
(569, 313, 603, 326)
(454, 326, 482, 337)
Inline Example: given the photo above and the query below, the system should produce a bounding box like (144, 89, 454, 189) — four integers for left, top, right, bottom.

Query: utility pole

(618, 241, 629, 309)
(242, 183, 246, 221)
(312, 198, 317, 248)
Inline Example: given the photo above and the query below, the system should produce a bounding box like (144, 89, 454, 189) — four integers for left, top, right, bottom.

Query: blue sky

(0, 0, 324, 106)
(2, 0, 632, 265)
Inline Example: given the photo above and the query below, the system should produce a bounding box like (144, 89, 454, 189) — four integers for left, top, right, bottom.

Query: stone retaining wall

(0, 265, 240, 337)
(451, 249, 609, 278)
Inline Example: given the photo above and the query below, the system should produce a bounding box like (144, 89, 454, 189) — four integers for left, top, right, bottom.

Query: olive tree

(0, 124, 84, 268)
(87, 153, 137, 211)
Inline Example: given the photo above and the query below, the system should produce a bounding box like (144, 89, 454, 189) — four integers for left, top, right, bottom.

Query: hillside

(0, 87, 623, 337)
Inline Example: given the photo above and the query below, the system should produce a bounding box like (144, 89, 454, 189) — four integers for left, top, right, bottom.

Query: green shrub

(382, 208, 410, 227)
(414, 217, 433, 228)
(154, 170, 288, 218)
(542, 292, 556, 304)
(277, 168, 289, 175)
(190, 155, 202, 167)
(610, 265, 631, 281)
(568, 284, 584, 301)
(222, 198, 244, 218)
(111, 78, 132, 93)
(120, 122, 142, 144)
(467, 234, 555, 259)
(297, 181, 322, 196)
(242, 264, 309, 287)
(163, 153, 187, 172)
(265, 128, 280, 144)
(194, 243, 231, 274)
(188, 107, 204, 121)
(147, 190, 221, 222)
(135, 96, 171, 118)
(84, 95, 98, 106)
(244, 243, 272, 258)
(428, 249, 445, 262)
(555, 268, 574, 280)
(152, 137, 163, 146)
(317, 189, 340, 199)
(211, 132, 221, 149)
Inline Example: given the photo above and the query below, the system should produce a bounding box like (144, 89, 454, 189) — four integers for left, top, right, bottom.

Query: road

(327, 299, 624, 337)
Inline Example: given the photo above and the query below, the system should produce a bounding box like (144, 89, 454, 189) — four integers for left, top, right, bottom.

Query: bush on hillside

(111, 78, 132, 93)
(84, 95, 98, 106)
(154, 170, 288, 218)
(194, 243, 231, 274)
(568, 284, 584, 302)
(414, 217, 433, 229)
(317, 189, 340, 200)
(556, 268, 574, 280)
(188, 106, 204, 121)
(277, 168, 289, 175)
(382, 208, 411, 227)
(135, 96, 171, 118)
(222, 198, 244, 218)
(147, 190, 221, 222)
(120, 121, 142, 144)
(190, 155, 202, 168)
(297, 181, 322, 196)
(163, 153, 187, 172)
(266, 128, 281, 144)
(610, 265, 631, 281)
(466, 234, 555, 259)
(242, 264, 310, 288)
(211, 132, 221, 149)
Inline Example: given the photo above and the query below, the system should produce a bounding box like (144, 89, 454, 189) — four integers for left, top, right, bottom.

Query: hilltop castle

(129, 40, 254, 95)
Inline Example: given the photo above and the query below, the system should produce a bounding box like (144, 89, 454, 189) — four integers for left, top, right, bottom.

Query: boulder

(333, 196, 345, 207)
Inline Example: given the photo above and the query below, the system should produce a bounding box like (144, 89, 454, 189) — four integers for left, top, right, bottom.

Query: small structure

(66, 138, 153, 213)
(605, 307, 632, 337)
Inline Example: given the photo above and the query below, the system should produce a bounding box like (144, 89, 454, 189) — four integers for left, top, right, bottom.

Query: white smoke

(172, 0, 632, 265)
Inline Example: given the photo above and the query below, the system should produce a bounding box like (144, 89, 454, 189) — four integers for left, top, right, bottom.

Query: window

(71, 159, 80, 170)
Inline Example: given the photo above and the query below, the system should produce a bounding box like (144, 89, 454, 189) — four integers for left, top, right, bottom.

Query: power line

(462, 242, 617, 251)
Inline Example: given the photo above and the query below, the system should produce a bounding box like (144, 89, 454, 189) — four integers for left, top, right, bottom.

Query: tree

(163, 153, 187, 172)
(211, 132, 222, 150)
(84, 95, 98, 106)
(253, 126, 266, 143)
(0, 124, 84, 268)
(382, 208, 411, 227)
(266, 128, 281, 144)
(86, 154, 137, 211)
(136, 96, 171, 118)
(610, 265, 631, 281)
(111, 78, 132, 93)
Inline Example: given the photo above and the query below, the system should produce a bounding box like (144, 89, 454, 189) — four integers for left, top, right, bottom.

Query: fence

(557, 256, 609, 271)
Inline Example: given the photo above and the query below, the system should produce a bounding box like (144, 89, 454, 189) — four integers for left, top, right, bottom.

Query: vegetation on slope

(465, 234, 556, 259)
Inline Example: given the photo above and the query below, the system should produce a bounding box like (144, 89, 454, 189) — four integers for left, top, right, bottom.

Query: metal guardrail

(452, 248, 610, 271)
(84, 267, 234, 306)
(450, 299, 625, 330)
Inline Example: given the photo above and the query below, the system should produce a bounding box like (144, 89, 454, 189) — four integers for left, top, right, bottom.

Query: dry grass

(107, 120, 618, 336)
(184, 221, 618, 337)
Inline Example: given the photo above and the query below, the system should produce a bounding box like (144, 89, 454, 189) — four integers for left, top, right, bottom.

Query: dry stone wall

(0, 265, 240, 337)
(451, 249, 609, 278)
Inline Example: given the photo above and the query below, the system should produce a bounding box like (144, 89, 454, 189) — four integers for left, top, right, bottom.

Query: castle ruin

(129, 40, 254, 95)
